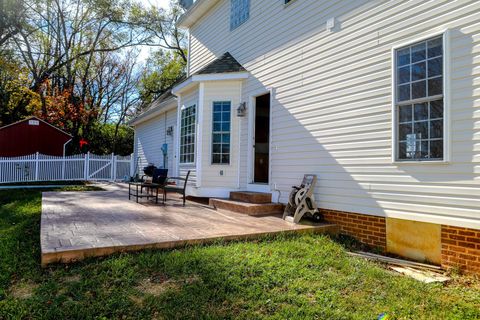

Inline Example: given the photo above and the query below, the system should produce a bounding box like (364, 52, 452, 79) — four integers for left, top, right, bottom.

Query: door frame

(247, 88, 274, 191)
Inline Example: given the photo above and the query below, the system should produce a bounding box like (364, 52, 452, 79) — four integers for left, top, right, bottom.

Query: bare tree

(128, 0, 188, 63)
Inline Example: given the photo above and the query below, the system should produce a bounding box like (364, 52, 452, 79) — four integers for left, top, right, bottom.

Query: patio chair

(163, 170, 190, 206)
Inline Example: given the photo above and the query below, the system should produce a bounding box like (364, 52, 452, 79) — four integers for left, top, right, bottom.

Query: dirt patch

(62, 274, 81, 283)
(135, 274, 201, 297)
(129, 294, 145, 306)
(9, 281, 39, 299)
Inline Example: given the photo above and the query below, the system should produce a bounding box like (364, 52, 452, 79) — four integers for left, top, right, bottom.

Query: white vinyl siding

(188, 0, 480, 229)
(133, 106, 177, 176)
(201, 81, 241, 189)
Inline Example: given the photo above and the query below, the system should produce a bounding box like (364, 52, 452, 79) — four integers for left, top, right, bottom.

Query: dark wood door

(254, 93, 270, 184)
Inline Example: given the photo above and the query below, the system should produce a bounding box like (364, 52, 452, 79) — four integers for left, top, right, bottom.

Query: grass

(0, 189, 479, 319)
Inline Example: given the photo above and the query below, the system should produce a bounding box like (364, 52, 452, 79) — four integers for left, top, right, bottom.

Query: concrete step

(229, 191, 272, 204)
(209, 198, 284, 216)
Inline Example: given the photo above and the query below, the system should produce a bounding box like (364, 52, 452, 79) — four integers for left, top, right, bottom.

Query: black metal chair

(163, 170, 190, 206)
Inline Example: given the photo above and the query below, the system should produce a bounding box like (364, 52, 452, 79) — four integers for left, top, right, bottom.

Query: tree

(138, 49, 185, 106)
(0, 0, 26, 48)
(129, 0, 187, 63)
(0, 55, 41, 126)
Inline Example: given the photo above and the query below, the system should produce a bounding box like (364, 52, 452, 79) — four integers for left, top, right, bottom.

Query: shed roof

(0, 116, 72, 137)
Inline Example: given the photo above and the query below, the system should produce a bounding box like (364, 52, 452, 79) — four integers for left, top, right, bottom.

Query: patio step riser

(209, 198, 284, 216)
(229, 191, 272, 204)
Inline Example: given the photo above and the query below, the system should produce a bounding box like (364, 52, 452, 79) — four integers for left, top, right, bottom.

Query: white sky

(137, 0, 171, 62)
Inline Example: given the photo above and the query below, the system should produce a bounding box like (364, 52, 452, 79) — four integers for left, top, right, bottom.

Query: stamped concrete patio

(41, 184, 337, 265)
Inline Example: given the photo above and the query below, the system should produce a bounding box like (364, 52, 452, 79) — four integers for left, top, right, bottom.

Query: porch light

(237, 102, 247, 117)
(166, 126, 174, 136)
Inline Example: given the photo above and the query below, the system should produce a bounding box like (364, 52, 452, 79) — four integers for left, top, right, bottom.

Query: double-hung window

(212, 101, 231, 164)
(180, 104, 196, 164)
(230, 0, 249, 30)
(394, 35, 445, 161)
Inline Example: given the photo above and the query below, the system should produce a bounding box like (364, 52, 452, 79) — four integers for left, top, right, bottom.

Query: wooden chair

(163, 170, 190, 206)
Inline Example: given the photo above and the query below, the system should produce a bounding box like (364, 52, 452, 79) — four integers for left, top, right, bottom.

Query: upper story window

(394, 35, 444, 161)
(230, 0, 250, 30)
(212, 101, 231, 164)
(180, 104, 196, 164)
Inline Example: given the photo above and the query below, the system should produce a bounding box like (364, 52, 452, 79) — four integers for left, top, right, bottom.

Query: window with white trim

(212, 101, 231, 164)
(230, 0, 249, 30)
(180, 104, 196, 163)
(395, 36, 444, 161)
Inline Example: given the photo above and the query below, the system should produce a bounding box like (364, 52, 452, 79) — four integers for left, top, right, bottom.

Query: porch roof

(172, 52, 248, 96)
(129, 91, 177, 126)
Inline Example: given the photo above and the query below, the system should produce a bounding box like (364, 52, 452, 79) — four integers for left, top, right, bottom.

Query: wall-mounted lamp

(166, 126, 174, 136)
(237, 102, 247, 117)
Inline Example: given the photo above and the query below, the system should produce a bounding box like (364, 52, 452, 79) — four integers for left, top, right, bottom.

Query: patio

(40, 183, 338, 265)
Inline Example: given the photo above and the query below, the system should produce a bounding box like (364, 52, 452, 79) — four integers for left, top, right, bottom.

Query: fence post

(62, 154, 66, 180)
(110, 153, 115, 181)
(130, 153, 135, 177)
(35, 152, 39, 181)
(113, 155, 118, 181)
(84, 152, 90, 181)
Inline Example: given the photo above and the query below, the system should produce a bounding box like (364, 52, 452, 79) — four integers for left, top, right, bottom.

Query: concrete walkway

(41, 183, 337, 265)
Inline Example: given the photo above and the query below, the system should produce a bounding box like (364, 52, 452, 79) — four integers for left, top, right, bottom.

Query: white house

(132, 0, 480, 273)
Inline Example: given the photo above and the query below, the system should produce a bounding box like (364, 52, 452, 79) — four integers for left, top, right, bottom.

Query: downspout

(63, 139, 72, 157)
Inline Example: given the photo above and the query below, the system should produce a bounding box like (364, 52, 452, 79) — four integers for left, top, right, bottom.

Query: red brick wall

(321, 209, 386, 251)
(441, 225, 480, 274)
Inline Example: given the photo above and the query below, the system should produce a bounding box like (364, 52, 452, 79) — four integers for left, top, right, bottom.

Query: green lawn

(0, 189, 479, 319)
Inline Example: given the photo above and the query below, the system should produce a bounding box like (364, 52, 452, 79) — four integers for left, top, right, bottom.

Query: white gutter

(177, 0, 221, 29)
(130, 98, 177, 126)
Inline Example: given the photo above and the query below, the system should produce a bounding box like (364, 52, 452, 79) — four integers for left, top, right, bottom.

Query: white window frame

(391, 30, 451, 164)
(230, 0, 250, 31)
(211, 101, 232, 165)
(179, 104, 196, 164)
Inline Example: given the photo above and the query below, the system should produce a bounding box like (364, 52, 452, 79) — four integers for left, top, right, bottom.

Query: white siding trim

(196, 83, 205, 187)
(175, 95, 182, 176)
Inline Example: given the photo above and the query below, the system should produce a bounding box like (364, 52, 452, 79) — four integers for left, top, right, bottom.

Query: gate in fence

(0, 152, 133, 184)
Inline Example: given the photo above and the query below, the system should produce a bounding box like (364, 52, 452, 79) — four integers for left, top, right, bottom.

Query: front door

(253, 93, 270, 184)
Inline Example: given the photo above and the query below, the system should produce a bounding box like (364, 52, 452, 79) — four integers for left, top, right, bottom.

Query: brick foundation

(321, 209, 386, 251)
(320, 209, 480, 274)
(441, 225, 480, 274)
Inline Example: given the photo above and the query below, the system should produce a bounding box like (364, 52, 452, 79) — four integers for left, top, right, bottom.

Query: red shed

(0, 117, 72, 157)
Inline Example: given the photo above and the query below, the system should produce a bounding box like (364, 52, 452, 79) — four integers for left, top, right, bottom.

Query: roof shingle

(195, 52, 246, 75)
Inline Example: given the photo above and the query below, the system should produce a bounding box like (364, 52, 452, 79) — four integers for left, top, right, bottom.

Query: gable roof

(195, 52, 246, 75)
(0, 116, 72, 137)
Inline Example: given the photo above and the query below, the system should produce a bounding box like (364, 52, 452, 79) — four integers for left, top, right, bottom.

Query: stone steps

(209, 199, 284, 216)
(230, 191, 272, 204)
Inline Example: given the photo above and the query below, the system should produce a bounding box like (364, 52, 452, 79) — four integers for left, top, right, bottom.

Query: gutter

(177, 0, 221, 29)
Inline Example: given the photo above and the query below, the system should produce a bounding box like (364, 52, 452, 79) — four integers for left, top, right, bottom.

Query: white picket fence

(0, 152, 133, 184)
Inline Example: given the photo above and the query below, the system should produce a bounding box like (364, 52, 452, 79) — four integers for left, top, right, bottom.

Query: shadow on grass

(1, 189, 479, 319)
